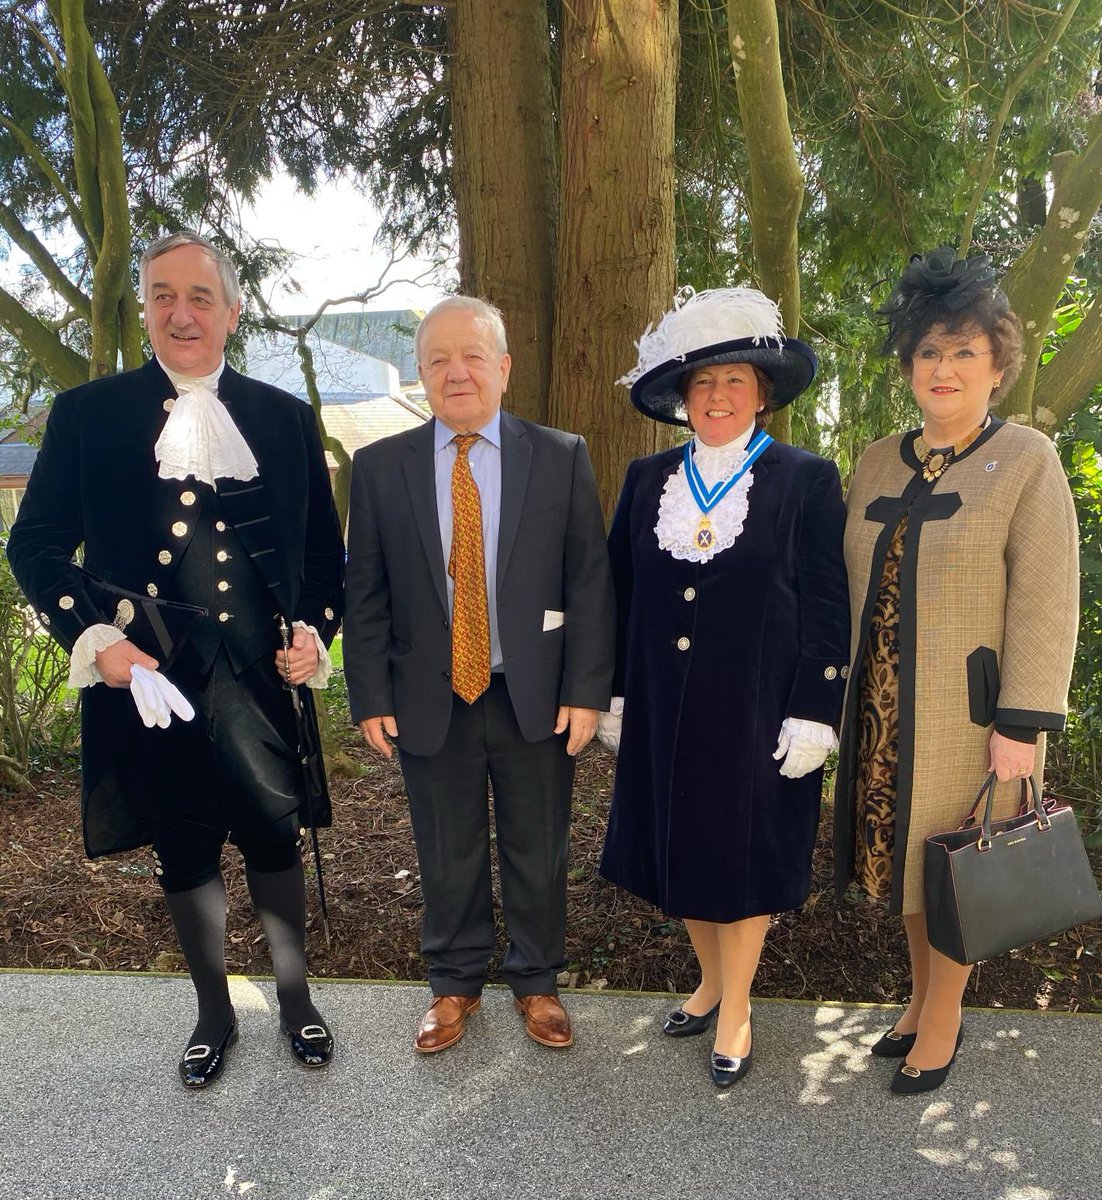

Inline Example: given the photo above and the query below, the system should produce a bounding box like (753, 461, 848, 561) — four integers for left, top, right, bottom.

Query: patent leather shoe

(891, 1025, 965, 1095)
(414, 994, 481, 1053)
(710, 1046, 753, 1088)
(869, 1027, 917, 1058)
(178, 1017, 237, 1089)
(663, 1001, 720, 1038)
(280, 1018, 334, 1068)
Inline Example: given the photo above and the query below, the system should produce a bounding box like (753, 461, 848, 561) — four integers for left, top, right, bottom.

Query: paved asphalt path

(1, 971, 1098, 1200)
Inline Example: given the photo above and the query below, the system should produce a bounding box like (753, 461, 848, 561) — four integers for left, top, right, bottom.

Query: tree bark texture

(451, 0, 557, 424)
(1001, 111, 1102, 426)
(57, 0, 142, 380)
(551, 0, 679, 519)
(726, 0, 805, 446)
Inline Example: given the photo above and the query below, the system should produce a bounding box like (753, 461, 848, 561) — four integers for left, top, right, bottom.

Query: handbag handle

(968, 771, 1049, 851)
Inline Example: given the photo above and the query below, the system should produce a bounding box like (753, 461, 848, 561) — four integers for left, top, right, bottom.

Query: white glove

(773, 716, 837, 779)
(596, 697, 625, 756)
(129, 664, 196, 729)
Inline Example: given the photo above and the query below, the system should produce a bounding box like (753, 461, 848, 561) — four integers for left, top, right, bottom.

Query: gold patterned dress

(854, 514, 907, 900)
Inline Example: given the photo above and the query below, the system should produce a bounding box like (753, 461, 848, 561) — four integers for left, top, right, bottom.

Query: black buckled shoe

(870, 1028, 918, 1058)
(662, 1001, 720, 1038)
(710, 1046, 753, 1088)
(891, 1025, 964, 1095)
(179, 1017, 237, 1089)
(280, 1019, 334, 1068)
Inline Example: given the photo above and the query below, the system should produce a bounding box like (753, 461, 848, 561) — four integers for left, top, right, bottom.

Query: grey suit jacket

(344, 411, 615, 757)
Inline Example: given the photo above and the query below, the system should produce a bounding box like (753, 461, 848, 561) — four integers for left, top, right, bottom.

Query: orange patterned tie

(449, 434, 491, 703)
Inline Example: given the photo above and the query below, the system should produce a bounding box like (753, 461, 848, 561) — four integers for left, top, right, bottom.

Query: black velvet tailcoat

(6, 359, 345, 857)
(599, 441, 850, 922)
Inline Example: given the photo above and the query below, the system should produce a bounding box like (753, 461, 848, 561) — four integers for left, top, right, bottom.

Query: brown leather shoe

(514, 994, 573, 1048)
(414, 994, 481, 1054)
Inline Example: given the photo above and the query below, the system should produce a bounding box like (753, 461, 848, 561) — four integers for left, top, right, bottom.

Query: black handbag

(925, 772, 1102, 966)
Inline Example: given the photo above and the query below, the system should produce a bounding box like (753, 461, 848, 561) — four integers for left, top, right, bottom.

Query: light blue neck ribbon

(683, 429, 773, 515)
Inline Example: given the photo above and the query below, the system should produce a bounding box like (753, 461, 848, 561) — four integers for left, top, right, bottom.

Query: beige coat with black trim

(834, 418, 1079, 915)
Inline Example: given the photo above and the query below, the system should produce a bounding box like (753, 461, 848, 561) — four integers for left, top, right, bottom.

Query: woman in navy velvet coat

(598, 289, 850, 1087)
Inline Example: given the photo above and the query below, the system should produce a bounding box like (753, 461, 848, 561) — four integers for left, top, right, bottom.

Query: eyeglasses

(912, 347, 994, 369)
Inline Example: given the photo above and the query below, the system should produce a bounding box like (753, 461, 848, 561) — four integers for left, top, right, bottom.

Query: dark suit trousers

(398, 676, 575, 996)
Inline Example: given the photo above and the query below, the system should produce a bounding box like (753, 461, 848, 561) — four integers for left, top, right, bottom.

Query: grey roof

(0, 443, 37, 476)
(285, 310, 422, 384)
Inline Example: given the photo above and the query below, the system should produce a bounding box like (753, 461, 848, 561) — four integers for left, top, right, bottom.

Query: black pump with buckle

(870, 1027, 918, 1058)
(280, 1018, 334, 1068)
(179, 1016, 237, 1089)
(891, 1025, 964, 1094)
(662, 1001, 720, 1038)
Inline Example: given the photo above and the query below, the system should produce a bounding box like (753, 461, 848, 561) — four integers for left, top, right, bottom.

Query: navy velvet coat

(598, 440, 850, 922)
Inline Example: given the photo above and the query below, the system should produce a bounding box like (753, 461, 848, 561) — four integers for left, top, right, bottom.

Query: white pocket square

(542, 609, 565, 632)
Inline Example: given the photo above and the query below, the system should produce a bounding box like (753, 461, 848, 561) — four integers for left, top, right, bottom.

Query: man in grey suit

(344, 297, 614, 1052)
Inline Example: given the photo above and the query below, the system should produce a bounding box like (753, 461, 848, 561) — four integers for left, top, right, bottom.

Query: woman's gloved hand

(773, 716, 837, 779)
(596, 696, 625, 756)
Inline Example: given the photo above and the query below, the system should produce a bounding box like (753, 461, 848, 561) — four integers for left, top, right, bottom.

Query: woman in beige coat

(835, 247, 1079, 1094)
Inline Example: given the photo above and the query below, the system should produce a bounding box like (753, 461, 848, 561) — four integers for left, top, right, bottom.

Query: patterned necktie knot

(449, 432, 490, 704)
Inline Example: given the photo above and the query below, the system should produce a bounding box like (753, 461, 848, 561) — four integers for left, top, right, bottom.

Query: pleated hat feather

(619, 287, 818, 426)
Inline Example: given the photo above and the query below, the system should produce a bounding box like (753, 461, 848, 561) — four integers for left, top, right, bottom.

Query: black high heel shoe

(710, 1017, 753, 1088)
(280, 1018, 334, 1068)
(891, 1025, 964, 1095)
(710, 1047, 753, 1088)
(870, 1027, 917, 1058)
(179, 1016, 237, 1089)
(662, 1001, 720, 1038)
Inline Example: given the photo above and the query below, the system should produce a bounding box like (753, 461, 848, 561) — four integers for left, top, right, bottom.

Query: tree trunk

(451, 0, 557, 425)
(57, 0, 140, 380)
(726, 0, 805, 447)
(1001, 111, 1102, 426)
(550, 0, 679, 519)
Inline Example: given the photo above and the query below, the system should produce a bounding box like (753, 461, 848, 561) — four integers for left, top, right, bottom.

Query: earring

(992, 380, 1002, 390)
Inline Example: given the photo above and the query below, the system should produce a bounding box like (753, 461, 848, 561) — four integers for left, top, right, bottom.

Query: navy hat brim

(629, 337, 818, 426)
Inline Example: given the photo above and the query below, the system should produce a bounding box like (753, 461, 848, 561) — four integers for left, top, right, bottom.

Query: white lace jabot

(654, 426, 758, 563)
(154, 357, 259, 487)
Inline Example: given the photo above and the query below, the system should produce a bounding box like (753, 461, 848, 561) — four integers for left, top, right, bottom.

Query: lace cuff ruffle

(780, 716, 838, 751)
(68, 623, 127, 688)
(293, 621, 333, 689)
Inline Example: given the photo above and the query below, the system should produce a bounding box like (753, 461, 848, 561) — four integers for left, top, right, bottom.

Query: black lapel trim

(835, 442, 963, 911)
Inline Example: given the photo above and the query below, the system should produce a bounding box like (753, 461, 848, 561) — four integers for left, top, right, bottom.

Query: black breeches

(122, 646, 308, 892)
(151, 811, 302, 893)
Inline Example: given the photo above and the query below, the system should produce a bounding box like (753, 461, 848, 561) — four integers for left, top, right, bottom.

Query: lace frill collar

(654, 427, 760, 563)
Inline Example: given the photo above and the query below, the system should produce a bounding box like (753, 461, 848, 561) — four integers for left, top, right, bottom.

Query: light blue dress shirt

(434, 411, 503, 671)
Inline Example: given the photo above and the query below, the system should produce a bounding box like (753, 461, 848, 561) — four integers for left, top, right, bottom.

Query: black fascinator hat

(879, 246, 1010, 356)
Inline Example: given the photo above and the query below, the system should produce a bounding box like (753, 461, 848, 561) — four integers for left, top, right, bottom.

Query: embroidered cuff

(68, 624, 127, 688)
(780, 716, 838, 751)
(294, 621, 333, 689)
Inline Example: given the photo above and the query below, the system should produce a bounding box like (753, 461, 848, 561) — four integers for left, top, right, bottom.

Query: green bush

(0, 541, 80, 789)
(1055, 404, 1102, 842)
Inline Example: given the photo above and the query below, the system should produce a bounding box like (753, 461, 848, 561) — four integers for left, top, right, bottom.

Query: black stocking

(163, 876, 235, 1048)
(245, 861, 326, 1031)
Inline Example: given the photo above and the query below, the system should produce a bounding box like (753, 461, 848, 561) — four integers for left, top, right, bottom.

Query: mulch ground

(2, 727, 1100, 1013)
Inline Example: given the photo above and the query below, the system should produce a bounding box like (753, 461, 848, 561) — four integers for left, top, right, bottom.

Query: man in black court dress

(7, 232, 344, 1088)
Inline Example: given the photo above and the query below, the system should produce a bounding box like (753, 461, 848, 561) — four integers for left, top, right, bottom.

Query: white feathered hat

(619, 287, 818, 426)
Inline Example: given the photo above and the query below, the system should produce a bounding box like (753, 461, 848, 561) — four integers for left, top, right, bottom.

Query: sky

(242, 173, 453, 316)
